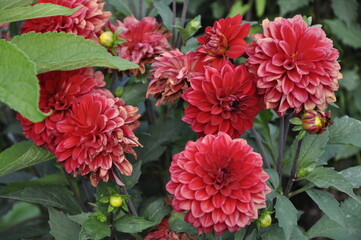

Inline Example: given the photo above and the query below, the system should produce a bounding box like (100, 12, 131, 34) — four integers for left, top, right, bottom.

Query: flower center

(206, 30, 228, 56)
(222, 95, 247, 112)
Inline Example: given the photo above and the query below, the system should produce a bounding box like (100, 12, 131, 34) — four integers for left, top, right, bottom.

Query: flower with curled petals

(182, 61, 262, 138)
(166, 132, 271, 235)
(17, 68, 106, 152)
(146, 50, 200, 106)
(21, 0, 111, 42)
(109, 16, 171, 75)
(246, 15, 342, 116)
(54, 94, 141, 186)
(197, 14, 250, 63)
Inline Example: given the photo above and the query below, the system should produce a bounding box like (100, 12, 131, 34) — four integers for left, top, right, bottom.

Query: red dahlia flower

(246, 15, 342, 116)
(22, 0, 111, 42)
(54, 94, 141, 186)
(166, 132, 271, 235)
(197, 14, 250, 62)
(109, 16, 172, 75)
(146, 50, 200, 106)
(182, 62, 263, 138)
(17, 68, 105, 152)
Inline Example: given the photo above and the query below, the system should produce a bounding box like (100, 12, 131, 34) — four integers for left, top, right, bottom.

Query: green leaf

(275, 194, 298, 240)
(0, 202, 41, 229)
(0, 40, 49, 122)
(0, 0, 36, 11)
(234, 228, 246, 240)
(307, 197, 361, 239)
(328, 116, 361, 147)
(331, 0, 359, 27)
(228, 0, 251, 17)
(48, 207, 81, 240)
(325, 19, 361, 49)
(122, 160, 142, 189)
(121, 83, 147, 106)
(340, 166, 361, 188)
(107, 0, 132, 16)
(141, 198, 171, 225)
(168, 212, 198, 235)
(114, 215, 156, 233)
(11, 32, 139, 73)
(175, 15, 202, 43)
(277, 0, 311, 16)
(0, 185, 82, 214)
(70, 213, 111, 240)
(340, 70, 361, 91)
(0, 223, 49, 240)
(289, 117, 302, 125)
(153, 0, 173, 31)
(265, 169, 279, 189)
(0, 3, 81, 24)
(306, 189, 345, 226)
(304, 167, 360, 203)
(255, 0, 266, 17)
(0, 141, 54, 177)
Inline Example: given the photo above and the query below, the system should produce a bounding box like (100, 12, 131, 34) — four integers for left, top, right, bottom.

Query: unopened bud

(258, 213, 272, 228)
(109, 195, 123, 208)
(301, 110, 332, 134)
(99, 31, 114, 48)
(95, 212, 107, 223)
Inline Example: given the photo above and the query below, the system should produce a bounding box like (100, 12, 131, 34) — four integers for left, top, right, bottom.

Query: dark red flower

(166, 132, 271, 235)
(182, 61, 262, 138)
(109, 16, 172, 75)
(246, 15, 342, 116)
(17, 68, 106, 152)
(146, 50, 200, 106)
(197, 14, 250, 63)
(54, 94, 141, 186)
(22, 0, 111, 42)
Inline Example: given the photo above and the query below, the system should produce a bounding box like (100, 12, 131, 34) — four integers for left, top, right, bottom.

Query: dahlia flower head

(54, 94, 141, 186)
(17, 68, 106, 152)
(108, 16, 172, 75)
(246, 15, 342, 116)
(166, 132, 271, 235)
(197, 14, 250, 63)
(182, 61, 263, 139)
(146, 50, 200, 106)
(21, 0, 111, 42)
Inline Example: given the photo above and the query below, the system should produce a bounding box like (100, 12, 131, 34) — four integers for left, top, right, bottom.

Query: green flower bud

(109, 195, 123, 208)
(259, 213, 272, 228)
(99, 31, 114, 48)
(95, 212, 107, 223)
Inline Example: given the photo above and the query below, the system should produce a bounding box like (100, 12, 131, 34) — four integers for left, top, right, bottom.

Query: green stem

(176, 0, 189, 48)
(276, 117, 286, 183)
(63, 172, 86, 212)
(251, 127, 271, 168)
(288, 183, 315, 198)
(284, 139, 303, 197)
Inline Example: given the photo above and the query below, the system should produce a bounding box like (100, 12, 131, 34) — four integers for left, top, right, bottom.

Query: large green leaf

(48, 207, 81, 240)
(262, 225, 307, 240)
(306, 189, 345, 226)
(0, 3, 81, 24)
(121, 83, 147, 106)
(0, 0, 36, 11)
(0, 40, 48, 122)
(70, 213, 111, 240)
(331, 0, 359, 27)
(307, 197, 361, 239)
(122, 160, 142, 189)
(0, 141, 54, 177)
(141, 198, 171, 225)
(277, 0, 311, 16)
(107, 0, 132, 16)
(328, 116, 361, 147)
(168, 212, 198, 235)
(340, 166, 361, 188)
(275, 194, 298, 240)
(0, 223, 49, 240)
(325, 20, 361, 49)
(304, 167, 360, 203)
(0, 185, 82, 214)
(11, 32, 139, 74)
(153, 0, 173, 31)
(114, 215, 156, 233)
(0, 202, 41, 229)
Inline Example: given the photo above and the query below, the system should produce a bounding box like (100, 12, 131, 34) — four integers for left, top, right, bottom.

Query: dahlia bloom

(21, 0, 111, 42)
(197, 14, 250, 63)
(166, 132, 271, 235)
(17, 68, 106, 152)
(146, 50, 200, 106)
(182, 62, 263, 138)
(109, 16, 171, 75)
(246, 15, 342, 116)
(54, 94, 141, 186)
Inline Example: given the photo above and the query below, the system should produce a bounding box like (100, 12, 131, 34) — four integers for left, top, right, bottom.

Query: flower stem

(288, 183, 315, 198)
(176, 0, 189, 48)
(138, 0, 143, 19)
(284, 139, 303, 197)
(172, 0, 177, 47)
(145, 99, 156, 125)
(251, 127, 271, 168)
(276, 117, 285, 182)
(63, 172, 87, 212)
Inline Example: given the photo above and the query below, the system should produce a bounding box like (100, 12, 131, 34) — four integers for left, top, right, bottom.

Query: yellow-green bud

(109, 195, 123, 208)
(99, 31, 114, 48)
(95, 212, 107, 223)
(301, 110, 332, 134)
(259, 213, 272, 228)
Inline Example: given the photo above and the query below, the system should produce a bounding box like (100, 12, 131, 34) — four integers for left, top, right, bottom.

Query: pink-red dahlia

(166, 132, 271, 235)
(246, 15, 342, 116)
(109, 16, 172, 75)
(54, 94, 141, 186)
(21, 0, 111, 42)
(17, 68, 106, 152)
(197, 14, 250, 63)
(146, 50, 200, 106)
(182, 62, 263, 138)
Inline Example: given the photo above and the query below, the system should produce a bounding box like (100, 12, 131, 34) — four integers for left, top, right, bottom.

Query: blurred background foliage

(0, 0, 360, 239)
